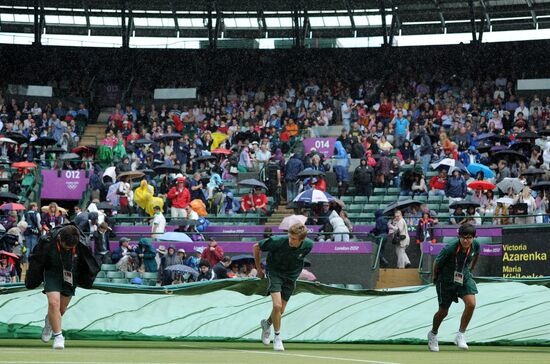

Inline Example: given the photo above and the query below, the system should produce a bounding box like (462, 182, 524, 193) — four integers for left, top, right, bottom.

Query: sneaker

(41, 315, 52, 343)
(52, 334, 65, 350)
(454, 332, 469, 350)
(273, 335, 284, 351)
(427, 330, 439, 352)
(260, 319, 271, 346)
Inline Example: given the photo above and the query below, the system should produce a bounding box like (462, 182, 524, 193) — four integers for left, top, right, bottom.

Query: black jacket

(25, 223, 100, 290)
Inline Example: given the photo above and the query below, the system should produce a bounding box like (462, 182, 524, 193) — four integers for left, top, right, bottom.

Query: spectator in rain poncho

(333, 140, 350, 169)
(136, 238, 157, 273)
(134, 179, 163, 217)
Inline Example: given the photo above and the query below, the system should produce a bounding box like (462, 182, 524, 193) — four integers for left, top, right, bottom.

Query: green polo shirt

(435, 239, 480, 283)
(259, 235, 314, 280)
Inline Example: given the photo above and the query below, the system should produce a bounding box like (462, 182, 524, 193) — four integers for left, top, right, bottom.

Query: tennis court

(1, 339, 549, 364)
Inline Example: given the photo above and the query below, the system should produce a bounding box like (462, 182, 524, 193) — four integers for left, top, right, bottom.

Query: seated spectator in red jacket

(429, 169, 447, 197)
(166, 177, 191, 218)
(240, 188, 268, 213)
(201, 240, 224, 267)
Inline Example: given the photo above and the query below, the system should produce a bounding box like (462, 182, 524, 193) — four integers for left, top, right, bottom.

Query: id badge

(63, 270, 73, 285)
(453, 271, 464, 285)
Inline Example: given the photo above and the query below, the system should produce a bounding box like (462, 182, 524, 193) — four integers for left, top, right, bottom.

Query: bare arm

(253, 243, 264, 278)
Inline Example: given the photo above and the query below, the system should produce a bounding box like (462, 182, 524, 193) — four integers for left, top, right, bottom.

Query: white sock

(53, 332, 62, 337)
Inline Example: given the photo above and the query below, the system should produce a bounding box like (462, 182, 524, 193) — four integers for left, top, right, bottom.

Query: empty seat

(386, 187, 400, 195)
(373, 188, 386, 195)
(369, 195, 384, 203)
(94, 277, 109, 283)
(101, 264, 117, 272)
(142, 272, 158, 280)
(106, 271, 124, 279)
(110, 278, 130, 284)
(96, 271, 106, 278)
(354, 196, 369, 203)
(125, 271, 141, 279)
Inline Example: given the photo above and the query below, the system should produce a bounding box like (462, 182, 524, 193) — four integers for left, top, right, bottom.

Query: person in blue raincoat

(333, 140, 350, 169)
(136, 238, 157, 272)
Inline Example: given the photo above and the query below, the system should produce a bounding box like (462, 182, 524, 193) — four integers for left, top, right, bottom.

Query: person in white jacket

(329, 210, 350, 242)
(388, 210, 411, 268)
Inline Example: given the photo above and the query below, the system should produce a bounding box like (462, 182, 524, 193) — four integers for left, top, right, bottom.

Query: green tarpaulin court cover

(1, 280, 549, 345)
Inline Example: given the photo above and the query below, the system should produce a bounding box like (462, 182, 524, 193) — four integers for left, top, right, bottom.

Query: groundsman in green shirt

(254, 223, 313, 352)
(428, 223, 480, 352)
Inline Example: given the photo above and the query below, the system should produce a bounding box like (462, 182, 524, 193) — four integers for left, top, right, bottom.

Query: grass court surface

(1, 339, 548, 364)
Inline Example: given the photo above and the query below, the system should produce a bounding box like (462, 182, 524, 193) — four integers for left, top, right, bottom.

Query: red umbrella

(468, 181, 496, 191)
(211, 148, 232, 155)
(0, 203, 26, 211)
(11, 161, 37, 169)
(0, 250, 19, 265)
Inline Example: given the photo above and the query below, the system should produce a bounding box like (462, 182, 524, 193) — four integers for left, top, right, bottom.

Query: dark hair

(199, 259, 210, 268)
(58, 225, 80, 247)
(153, 205, 161, 211)
(222, 256, 232, 264)
(263, 227, 273, 239)
(458, 223, 476, 237)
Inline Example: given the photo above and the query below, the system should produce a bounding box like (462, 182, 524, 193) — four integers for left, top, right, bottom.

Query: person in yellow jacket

(134, 180, 164, 217)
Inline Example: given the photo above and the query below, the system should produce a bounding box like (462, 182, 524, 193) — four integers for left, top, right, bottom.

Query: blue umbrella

(158, 232, 193, 242)
(474, 132, 496, 142)
(467, 163, 495, 179)
(165, 264, 199, 277)
(293, 189, 335, 204)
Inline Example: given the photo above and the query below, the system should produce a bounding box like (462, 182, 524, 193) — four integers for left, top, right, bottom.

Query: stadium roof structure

(1, 0, 550, 48)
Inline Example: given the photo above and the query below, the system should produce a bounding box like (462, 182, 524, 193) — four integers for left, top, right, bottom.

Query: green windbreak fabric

(1, 282, 549, 345)
(0, 279, 428, 296)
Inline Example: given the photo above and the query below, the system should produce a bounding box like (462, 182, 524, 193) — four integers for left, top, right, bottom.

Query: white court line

(178, 344, 401, 364)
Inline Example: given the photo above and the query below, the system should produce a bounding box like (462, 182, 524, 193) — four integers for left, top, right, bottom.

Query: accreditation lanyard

(453, 244, 471, 286)
(57, 242, 76, 286)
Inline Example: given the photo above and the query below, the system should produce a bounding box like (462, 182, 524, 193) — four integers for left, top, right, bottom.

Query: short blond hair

(288, 223, 307, 240)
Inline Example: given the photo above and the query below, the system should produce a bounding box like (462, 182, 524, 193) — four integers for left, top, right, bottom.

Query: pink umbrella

(279, 215, 308, 231)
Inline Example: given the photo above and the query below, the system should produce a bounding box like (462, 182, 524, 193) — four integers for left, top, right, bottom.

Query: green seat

(386, 187, 400, 195)
(110, 278, 130, 284)
(101, 264, 117, 271)
(94, 277, 110, 283)
(143, 279, 157, 286)
(241, 237, 256, 242)
(354, 196, 369, 203)
(142, 272, 158, 280)
(349, 204, 363, 213)
(427, 203, 439, 211)
(363, 204, 379, 213)
(106, 271, 124, 279)
(426, 171, 438, 178)
(383, 195, 398, 203)
(340, 196, 354, 204)
(373, 188, 386, 195)
(345, 284, 364, 290)
(428, 195, 443, 202)
(125, 271, 141, 279)
(369, 195, 384, 203)
(347, 213, 362, 220)
(476, 236, 493, 244)
(96, 271, 106, 278)
(414, 195, 428, 202)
